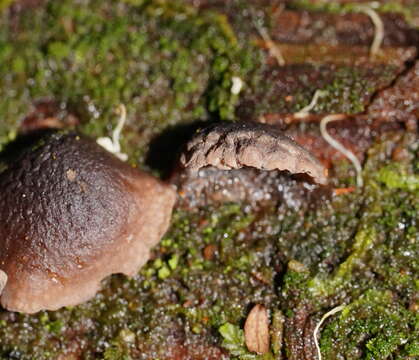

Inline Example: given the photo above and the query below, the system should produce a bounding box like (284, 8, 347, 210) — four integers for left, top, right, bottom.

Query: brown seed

(392, 146, 409, 162)
(244, 304, 270, 354)
(409, 300, 419, 312)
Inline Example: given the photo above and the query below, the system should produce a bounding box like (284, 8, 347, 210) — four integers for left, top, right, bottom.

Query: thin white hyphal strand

(97, 104, 128, 161)
(314, 305, 345, 360)
(112, 103, 127, 153)
(294, 90, 328, 119)
(254, 20, 285, 66)
(358, 5, 384, 57)
(320, 114, 363, 188)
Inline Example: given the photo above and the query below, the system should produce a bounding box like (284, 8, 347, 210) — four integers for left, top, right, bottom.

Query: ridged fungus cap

(180, 122, 328, 185)
(0, 131, 176, 313)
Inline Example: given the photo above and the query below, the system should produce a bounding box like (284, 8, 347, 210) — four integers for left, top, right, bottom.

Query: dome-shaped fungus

(0, 131, 176, 313)
(180, 122, 328, 185)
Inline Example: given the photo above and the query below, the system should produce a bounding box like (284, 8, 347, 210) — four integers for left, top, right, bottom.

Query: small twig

(314, 305, 345, 360)
(254, 20, 285, 66)
(320, 114, 363, 188)
(294, 90, 328, 119)
(357, 5, 384, 57)
(97, 104, 128, 161)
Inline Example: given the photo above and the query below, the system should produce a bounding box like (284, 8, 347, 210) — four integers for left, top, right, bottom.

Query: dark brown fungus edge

(0, 131, 176, 313)
(180, 122, 328, 185)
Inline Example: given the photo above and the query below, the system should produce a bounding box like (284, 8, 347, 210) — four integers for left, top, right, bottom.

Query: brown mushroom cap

(0, 131, 176, 313)
(180, 122, 328, 185)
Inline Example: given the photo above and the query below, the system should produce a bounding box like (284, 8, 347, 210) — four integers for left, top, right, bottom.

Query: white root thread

(294, 90, 328, 119)
(357, 5, 384, 57)
(97, 104, 128, 161)
(254, 21, 285, 66)
(314, 305, 345, 360)
(320, 114, 363, 188)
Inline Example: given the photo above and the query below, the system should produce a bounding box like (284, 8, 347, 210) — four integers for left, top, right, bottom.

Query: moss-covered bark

(0, 0, 260, 159)
(0, 1, 418, 359)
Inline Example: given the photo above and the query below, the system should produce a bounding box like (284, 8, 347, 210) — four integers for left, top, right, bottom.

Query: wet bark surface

(271, 10, 419, 47)
(0, 0, 418, 359)
(368, 60, 419, 128)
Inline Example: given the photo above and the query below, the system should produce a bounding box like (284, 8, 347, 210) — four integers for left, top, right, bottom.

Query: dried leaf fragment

(244, 304, 270, 354)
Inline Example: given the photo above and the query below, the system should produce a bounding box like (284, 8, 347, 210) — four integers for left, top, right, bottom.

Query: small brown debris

(66, 169, 77, 181)
(392, 146, 409, 162)
(409, 300, 419, 313)
(244, 304, 270, 354)
(198, 218, 209, 228)
(203, 244, 217, 261)
(251, 271, 270, 285)
(287, 259, 308, 273)
(56, 353, 80, 360)
(333, 187, 356, 196)
(183, 300, 193, 308)
(20, 100, 79, 133)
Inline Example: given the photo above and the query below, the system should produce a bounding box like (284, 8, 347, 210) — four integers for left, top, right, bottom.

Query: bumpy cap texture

(180, 122, 328, 184)
(0, 132, 176, 313)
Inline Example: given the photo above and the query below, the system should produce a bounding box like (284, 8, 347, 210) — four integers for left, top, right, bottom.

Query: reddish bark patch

(272, 10, 419, 47)
(368, 60, 419, 129)
(284, 304, 316, 360)
(257, 115, 403, 167)
(20, 100, 79, 133)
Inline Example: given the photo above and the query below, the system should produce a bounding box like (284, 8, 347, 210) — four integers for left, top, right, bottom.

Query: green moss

(0, 135, 417, 358)
(320, 290, 416, 359)
(219, 322, 276, 360)
(0, 0, 14, 11)
(243, 64, 397, 118)
(309, 227, 377, 296)
(219, 323, 252, 359)
(104, 341, 132, 360)
(281, 260, 311, 303)
(314, 68, 375, 113)
(0, 3, 417, 358)
(378, 164, 419, 192)
(402, 338, 419, 357)
(0, 0, 260, 156)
